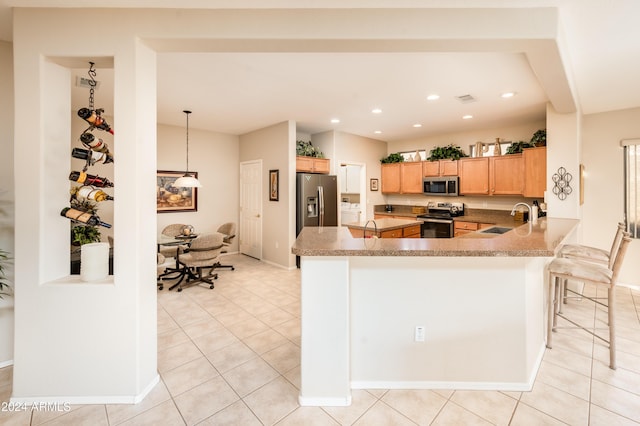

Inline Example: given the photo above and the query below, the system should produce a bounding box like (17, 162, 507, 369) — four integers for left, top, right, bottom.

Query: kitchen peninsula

(292, 218, 579, 407)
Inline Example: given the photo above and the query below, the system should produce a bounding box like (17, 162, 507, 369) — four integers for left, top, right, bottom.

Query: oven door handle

(420, 218, 453, 224)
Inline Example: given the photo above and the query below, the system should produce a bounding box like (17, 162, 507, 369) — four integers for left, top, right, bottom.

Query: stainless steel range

(417, 202, 464, 238)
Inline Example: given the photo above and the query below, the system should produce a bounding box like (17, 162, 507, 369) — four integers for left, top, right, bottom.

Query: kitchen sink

(479, 226, 513, 235)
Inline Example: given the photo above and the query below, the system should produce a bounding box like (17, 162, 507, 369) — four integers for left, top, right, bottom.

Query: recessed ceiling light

(330, 118, 340, 124)
(371, 108, 382, 114)
(501, 92, 516, 98)
(374, 130, 382, 134)
(413, 124, 422, 128)
(462, 115, 473, 120)
(427, 94, 440, 101)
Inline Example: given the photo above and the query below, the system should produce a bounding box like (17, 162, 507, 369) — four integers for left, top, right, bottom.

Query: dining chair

(214, 222, 236, 271)
(173, 233, 225, 292)
(546, 232, 632, 369)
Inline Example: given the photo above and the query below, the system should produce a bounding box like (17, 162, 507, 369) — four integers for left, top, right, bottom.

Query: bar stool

(557, 222, 625, 264)
(546, 233, 631, 369)
(556, 222, 625, 311)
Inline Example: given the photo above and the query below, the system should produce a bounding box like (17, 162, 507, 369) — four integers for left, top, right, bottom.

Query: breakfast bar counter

(292, 218, 579, 407)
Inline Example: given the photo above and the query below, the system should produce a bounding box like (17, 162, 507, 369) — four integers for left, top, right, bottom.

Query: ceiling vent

(455, 94, 476, 103)
(75, 76, 100, 89)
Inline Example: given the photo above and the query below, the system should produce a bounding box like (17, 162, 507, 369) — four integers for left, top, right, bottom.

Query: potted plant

(296, 140, 324, 158)
(530, 129, 546, 147)
(69, 198, 101, 246)
(426, 144, 468, 161)
(505, 140, 535, 154)
(380, 153, 405, 163)
(0, 249, 11, 299)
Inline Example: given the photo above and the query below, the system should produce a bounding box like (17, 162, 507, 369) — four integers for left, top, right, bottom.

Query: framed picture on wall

(370, 178, 379, 191)
(269, 169, 279, 201)
(156, 170, 198, 213)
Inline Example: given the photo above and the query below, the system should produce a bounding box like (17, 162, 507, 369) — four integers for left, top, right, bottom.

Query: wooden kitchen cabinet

(490, 154, 524, 195)
(454, 221, 493, 237)
(296, 156, 330, 174)
(381, 162, 422, 194)
(381, 163, 401, 193)
(400, 162, 423, 193)
(523, 147, 547, 198)
(402, 224, 421, 238)
(458, 157, 489, 195)
(423, 159, 458, 177)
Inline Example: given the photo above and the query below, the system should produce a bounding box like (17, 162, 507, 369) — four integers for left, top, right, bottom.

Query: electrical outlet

(414, 326, 426, 342)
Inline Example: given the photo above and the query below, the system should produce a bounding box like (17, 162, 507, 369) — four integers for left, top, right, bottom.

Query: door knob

(256, 214, 261, 218)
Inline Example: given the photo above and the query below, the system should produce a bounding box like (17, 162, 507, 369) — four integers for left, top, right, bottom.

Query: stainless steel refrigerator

(296, 173, 338, 236)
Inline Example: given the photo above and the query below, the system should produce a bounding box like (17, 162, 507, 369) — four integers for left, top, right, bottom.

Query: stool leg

(609, 287, 616, 370)
(547, 272, 556, 349)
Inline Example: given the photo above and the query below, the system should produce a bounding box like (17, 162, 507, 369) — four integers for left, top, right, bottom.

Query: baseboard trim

(299, 394, 352, 407)
(10, 374, 160, 405)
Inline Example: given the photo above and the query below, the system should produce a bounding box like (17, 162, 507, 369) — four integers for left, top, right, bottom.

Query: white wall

(240, 121, 296, 268)
(12, 8, 158, 402)
(582, 107, 640, 285)
(157, 123, 239, 252)
(0, 41, 15, 366)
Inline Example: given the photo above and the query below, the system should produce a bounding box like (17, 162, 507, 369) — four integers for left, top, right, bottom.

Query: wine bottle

(69, 171, 114, 188)
(77, 108, 114, 135)
(80, 132, 110, 154)
(72, 147, 114, 165)
(72, 185, 113, 202)
(60, 207, 112, 228)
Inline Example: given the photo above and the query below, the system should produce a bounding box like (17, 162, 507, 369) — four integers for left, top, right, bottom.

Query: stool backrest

(610, 233, 632, 285)
(607, 222, 626, 269)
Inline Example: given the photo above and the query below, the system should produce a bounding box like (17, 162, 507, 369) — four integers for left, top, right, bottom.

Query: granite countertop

(344, 218, 420, 232)
(291, 218, 579, 257)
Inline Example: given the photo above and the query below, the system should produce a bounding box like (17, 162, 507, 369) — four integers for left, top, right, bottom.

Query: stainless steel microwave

(423, 176, 459, 196)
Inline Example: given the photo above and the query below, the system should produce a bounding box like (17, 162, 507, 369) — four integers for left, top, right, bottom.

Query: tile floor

(1, 253, 640, 425)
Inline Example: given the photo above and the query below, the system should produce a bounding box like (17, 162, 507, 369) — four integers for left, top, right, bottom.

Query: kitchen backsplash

(383, 193, 543, 211)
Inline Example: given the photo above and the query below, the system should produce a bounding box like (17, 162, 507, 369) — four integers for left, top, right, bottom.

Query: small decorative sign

(157, 170, 198, 212)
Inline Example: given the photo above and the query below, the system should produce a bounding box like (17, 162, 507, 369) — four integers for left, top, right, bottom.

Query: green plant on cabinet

(296, 140, 324, 158)
(427, 144, 468, 161)
(380, 153, 405, 163)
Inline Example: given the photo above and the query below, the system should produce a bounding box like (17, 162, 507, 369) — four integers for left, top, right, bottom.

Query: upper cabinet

(458, 157, 490, 195)
(296, 156, 330, 174)
(381, 162, 422, 194)
(459, 147, 546, 197)
(523, 147, 547, 198)
(423, 160, 458, 177)
(490, 155, 524, 195)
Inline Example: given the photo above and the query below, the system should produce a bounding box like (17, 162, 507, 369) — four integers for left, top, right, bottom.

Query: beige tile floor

(1, 253, 639, 425)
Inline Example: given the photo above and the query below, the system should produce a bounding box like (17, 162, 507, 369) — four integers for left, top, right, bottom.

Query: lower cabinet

(349, 223, 421, 238)
(454, 221, 493, 237)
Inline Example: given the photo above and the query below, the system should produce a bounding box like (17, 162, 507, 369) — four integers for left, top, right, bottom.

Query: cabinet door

(296, 156, 314, 173)
(422, 161, 440, 177)
(523, 147, 547, 198)
(400, 162, 423, 193)
(313, 158, 330, 174)
(490, 155, 524, 195)
(459, 158, 489, 195)
(440, 160, 458, 176)
(402, 224, 421, 238)
(381, 163, 401, 193)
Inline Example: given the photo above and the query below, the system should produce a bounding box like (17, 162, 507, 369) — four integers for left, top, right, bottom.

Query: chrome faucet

(510, 202, 532, 221)
(363, 219, 378, 239)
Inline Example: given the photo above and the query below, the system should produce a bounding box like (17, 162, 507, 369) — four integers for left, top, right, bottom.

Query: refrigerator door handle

(318, 186, 325, 227)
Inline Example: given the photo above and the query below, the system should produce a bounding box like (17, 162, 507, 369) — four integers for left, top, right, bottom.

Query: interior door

(240, 160, 262, 259)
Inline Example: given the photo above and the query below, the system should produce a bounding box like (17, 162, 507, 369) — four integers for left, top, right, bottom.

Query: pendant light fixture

(173, 110, 202, 188)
